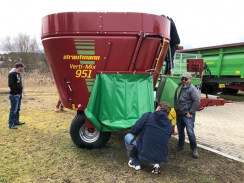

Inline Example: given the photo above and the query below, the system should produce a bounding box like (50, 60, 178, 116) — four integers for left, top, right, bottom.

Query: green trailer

(175, 42, 244, 95)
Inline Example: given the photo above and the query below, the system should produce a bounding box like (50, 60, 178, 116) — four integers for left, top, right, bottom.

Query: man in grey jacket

(174, 72, 200, 158)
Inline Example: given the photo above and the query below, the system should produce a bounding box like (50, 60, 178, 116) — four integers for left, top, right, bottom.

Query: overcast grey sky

(1, 0, 244, 52)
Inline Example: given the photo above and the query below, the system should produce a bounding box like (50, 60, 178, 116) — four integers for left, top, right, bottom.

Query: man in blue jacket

(174, 72, 200, 158)
(8, 62, 26, 129)
(124, 102, 172, 174)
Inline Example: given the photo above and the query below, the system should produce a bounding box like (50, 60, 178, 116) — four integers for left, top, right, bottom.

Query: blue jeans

(176, 114, 197, 151)
(124, 133, 159, 166)
(8, 94, 22, 127)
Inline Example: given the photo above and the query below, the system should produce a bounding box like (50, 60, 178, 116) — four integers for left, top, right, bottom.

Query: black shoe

(192, 149, 199, 158)
(15, 121, 25, 125)
(128, 160, 141, 170)
(151, 164, 160, 174)
(9, 126, 18, 129)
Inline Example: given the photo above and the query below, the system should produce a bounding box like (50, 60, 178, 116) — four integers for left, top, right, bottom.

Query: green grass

(217, 91, 244, 102)
(0, 87, 244, 183)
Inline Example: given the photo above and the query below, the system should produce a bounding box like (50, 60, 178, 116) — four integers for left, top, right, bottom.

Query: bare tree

(1, 33, 39, 69)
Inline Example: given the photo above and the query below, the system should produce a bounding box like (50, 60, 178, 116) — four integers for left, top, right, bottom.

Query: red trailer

(41, 12, 171, 148)
(42, 12, 230, 149)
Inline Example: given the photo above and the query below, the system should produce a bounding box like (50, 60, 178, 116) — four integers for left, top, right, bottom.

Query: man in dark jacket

(8, 62, 26, 129)
(174, 72, 200, 158)
(164, 16, 180, 75)
(124, 102, 172, 174)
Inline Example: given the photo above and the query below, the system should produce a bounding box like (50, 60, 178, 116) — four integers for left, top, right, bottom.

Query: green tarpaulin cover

(84, 73, 154, 132)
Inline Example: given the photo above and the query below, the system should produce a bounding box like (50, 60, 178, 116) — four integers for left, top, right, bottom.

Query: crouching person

(124, 102, 172, 174)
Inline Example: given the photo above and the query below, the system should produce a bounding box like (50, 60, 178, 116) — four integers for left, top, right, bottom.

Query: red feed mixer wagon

(41, 12, 226, 149)
(41, 12, 171, 149)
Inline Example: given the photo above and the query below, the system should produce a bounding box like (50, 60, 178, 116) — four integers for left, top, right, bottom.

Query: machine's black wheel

(70, 113, 111, 149)
(216, 88, 227, 95)
(203, 84, 218, 95)
(226, 88, 239, 95)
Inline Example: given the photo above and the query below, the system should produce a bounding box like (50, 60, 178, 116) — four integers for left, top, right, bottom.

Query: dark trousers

(8, 94, 22, 127)
(177, 114, 197, 150)
(164, 45, 177, 75)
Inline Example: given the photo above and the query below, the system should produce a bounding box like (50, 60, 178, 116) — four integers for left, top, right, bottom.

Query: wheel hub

(79, 125, 100, 143)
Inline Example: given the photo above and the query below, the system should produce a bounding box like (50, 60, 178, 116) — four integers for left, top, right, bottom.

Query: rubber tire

(70, 113, 111, 149)
(217, 88, 227, 95)
(226, 88, 239, 95)
(204, 85, 218, 95)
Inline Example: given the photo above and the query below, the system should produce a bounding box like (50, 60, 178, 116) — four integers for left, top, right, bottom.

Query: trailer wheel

(205, 85, 218, 95)
(70, 113, 111, 149)
(217, 88, 227, 95)
(226, 88, 239, 95)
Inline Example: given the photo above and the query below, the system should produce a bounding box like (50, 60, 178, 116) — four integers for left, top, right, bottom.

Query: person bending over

(124, 102, 172, 174)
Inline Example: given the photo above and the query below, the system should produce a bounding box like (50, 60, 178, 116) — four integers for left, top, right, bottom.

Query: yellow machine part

(168, 108, 177, 126)
(219, 83, 225, 88)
